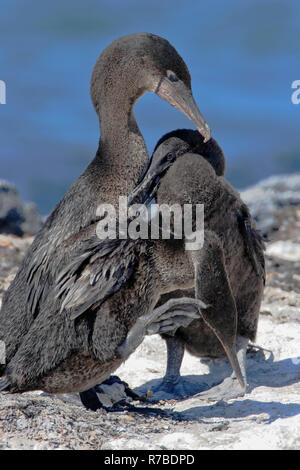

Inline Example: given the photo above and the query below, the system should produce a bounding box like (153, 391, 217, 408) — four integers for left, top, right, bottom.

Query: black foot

(80, 376, 144, 411)
(80, 388, 103, 411)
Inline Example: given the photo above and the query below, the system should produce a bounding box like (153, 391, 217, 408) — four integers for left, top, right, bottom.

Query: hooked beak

(128, 157, 173, 206)
(215, 335, 246, 391)
(201, 308, 246, 391)
(156, 78, 211, 143)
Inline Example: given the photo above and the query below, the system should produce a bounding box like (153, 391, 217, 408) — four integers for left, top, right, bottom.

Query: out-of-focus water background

(0, 0, 299, 214)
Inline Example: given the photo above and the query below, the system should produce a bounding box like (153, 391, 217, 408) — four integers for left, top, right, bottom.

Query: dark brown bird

(0, 34, 211, 402)
(133, 129, 265, 401)
(0, 219, 209, 395)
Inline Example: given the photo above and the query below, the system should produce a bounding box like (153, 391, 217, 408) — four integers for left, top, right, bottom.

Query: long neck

(93, 91, 149, 204)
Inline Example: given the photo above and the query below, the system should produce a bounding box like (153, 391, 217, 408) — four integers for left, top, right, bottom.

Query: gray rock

(0, 180, 43, 236)
(241, 173, 300, 234)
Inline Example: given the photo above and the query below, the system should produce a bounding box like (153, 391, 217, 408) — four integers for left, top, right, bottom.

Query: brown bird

(133, 129, 265, 401)
(0, 34, 211, 406)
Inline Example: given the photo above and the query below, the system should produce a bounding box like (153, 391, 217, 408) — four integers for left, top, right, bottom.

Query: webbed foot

(146, 336, 207, 401)
(118, 297, 205, 360)
(80, 375, 144, 411)
(146, 297, 205, 336)
(79, 387, 103, 411)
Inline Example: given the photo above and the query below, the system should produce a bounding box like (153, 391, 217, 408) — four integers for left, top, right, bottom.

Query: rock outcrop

(0, 180, 43, 237)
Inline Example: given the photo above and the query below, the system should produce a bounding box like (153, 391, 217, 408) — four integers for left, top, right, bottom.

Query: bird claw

(118, 297, 205, 360)
(146, 297, 205, 336)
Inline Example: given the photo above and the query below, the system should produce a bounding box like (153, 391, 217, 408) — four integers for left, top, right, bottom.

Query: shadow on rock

(135, 353, 300, 404)
(175, 398, 300, 424)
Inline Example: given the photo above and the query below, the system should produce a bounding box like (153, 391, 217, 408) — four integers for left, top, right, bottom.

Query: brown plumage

(0, 225, 203, 393)
(0, 34, 211, 396)
(135, 129, 265, 399)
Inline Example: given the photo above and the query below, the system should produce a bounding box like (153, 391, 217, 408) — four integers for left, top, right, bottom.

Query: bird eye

(167, 71, 178, 82)
(166, 152, 174, 160)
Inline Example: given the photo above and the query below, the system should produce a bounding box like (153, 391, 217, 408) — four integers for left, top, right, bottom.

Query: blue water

(0, 0, 300, 214)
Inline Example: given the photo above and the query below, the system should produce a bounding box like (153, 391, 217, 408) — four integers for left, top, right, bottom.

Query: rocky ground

(0, 175, 299, 450)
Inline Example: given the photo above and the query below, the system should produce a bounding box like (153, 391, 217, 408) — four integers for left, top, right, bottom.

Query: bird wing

(54, 235, 144, 320)
(25, 219, 145, 321)
(26, 242, 57, 319)
(237, 204, 266, 283)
